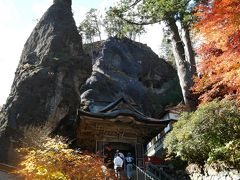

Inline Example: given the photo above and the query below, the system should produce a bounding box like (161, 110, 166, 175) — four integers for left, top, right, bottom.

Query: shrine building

(76, 97, 179, 167)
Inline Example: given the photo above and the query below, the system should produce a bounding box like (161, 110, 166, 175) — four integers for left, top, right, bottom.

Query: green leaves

(164, 99, 240, 167)
(208, 139, 240, 169)
(103, 7, 145, 39)
(124, 0, 200, 23)
(79, 8, 102, 43)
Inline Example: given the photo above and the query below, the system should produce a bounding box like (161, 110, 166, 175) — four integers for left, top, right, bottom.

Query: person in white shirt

(113, 154, 124, 179)
(119, 152, 124, 160)
(114, 150, 125, 160)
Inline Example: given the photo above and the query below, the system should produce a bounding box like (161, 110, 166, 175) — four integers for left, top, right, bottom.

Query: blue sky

(0, 0, 163, 105)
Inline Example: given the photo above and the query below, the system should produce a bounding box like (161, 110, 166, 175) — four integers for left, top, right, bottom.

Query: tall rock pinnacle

(54, 0, 72, 6)
(0, 0, 91, 163)
(19, 0, 80, 66)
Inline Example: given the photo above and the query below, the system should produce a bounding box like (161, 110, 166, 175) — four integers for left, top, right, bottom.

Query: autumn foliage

(15, 136, 114, 179)
(14, 125, 114, 180)
(193, 0, 240, 103)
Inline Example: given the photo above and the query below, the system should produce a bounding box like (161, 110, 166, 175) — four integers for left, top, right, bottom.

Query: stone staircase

(131, 163, 174, 180)
(132, 169, 154, 180)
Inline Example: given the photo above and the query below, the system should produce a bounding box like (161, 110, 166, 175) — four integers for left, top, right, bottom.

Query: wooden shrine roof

(79, 97, 177, 125)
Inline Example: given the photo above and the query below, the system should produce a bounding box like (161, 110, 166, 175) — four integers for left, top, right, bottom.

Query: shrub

(208, 139, 240, 169)
(15, 126, 113, 179)
(163, 99, 240, 168)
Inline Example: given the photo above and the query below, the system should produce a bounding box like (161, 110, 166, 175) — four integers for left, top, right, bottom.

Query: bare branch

(129, 0, 142, 8)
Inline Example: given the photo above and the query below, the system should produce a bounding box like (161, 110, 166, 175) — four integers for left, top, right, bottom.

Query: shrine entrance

(96, 141, 135, 168)
(95, 139, 145, 168)
(76, 98, 174, 167)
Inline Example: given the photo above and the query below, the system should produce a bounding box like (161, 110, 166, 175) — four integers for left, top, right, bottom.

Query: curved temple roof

(79, 97, 177, 125)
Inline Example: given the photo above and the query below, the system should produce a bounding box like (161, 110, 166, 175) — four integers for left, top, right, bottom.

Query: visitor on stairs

(125, 152, 134, 180)
(114, 154, 124, 179)
(114, 150, 125, 160)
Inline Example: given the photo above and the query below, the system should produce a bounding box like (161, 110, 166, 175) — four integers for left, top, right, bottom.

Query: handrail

(0, 163, 17, 173)
(133, 163, 158, 180)
(146, 162, 174, 180)
(145, 170, 161, 180)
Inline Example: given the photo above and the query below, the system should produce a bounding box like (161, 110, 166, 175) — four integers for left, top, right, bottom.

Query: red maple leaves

(193, 0, 240, 103)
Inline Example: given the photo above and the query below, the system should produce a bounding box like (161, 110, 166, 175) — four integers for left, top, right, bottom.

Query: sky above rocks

(0, 0, 163, 105)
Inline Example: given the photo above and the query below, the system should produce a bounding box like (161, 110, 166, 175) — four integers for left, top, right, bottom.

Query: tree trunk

(96, 23, 102, 41)
(181, 22, 197, 75)
(166, 19, 196, 109)
(98, 30, 102, 41)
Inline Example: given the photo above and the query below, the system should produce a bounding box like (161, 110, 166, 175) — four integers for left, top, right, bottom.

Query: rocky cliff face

(0, 0, 91, 163)
(0, 0, 182, 164)
(81, 37, 182, 117)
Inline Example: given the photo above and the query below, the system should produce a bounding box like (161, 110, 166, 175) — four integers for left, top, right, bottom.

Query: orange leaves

(227, 30, 240, 52)
(15, 137, 113, 179)
(195, 0, 240, 48)
(197, 43, 223, 60)
(194, 50, 240, 103)
(193, 0, 240, 103)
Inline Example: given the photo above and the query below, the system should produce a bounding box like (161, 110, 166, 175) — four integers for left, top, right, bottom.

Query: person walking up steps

(114, 153, 124, 179)
(125, 152, 134, 180)
(114, 150, 124, 160)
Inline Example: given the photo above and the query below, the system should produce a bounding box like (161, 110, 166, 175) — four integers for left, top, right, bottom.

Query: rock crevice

(81, 37, 182, 117)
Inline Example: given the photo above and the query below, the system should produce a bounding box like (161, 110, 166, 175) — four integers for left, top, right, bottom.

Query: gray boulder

(0, 0, 91, 163)
(81, 37, 182, 117)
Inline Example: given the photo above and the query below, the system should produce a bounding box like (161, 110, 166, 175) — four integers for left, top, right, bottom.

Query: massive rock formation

(0, 0, 182, 164)
(81, 37, 182, 117)
(0, 0, 91, 163)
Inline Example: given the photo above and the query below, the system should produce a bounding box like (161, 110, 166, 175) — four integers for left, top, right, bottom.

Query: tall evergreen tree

(110, 0, 204, 109)
(159, 36, 176, 68)
(103, 7, 145, 40)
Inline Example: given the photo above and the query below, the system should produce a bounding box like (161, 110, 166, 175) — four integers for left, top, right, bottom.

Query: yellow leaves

(15, 136, 113, 180)
(49, 171, 67, 180)
(42, 137, 68, 151)
(36, 167, 48, 176)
